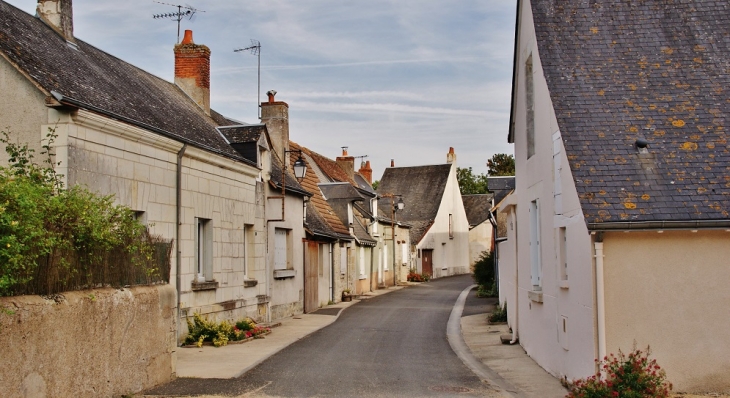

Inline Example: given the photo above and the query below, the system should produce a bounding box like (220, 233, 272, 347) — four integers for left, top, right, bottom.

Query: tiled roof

(462, 194, 494, 227)
(290, 141, 351, 239)
(532, 0, 730, 227)
(376, 164, 452, 243)
(308, 151, 358, 186)
(0, 2, 248, 164)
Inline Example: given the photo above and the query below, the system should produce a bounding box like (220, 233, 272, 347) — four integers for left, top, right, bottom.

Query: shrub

(472, 251, 495, 293)
(407, 268, 431, 282)
(185, 313, 270, 347)
(488, 302, 507, 323)
(0, 129, 170, 296)
(566, 347, 672, 398)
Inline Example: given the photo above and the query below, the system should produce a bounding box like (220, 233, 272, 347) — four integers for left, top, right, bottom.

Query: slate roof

(376, 164, 452, 243)
(218, 125, 267, 144)
(290, 142, 352, 240)
(0, 2, 249, 164)
(320, 183, 376, 245)
(530, 0, 730, 228)
(462, 194, 494, 227)
(487, 176, 515, 208)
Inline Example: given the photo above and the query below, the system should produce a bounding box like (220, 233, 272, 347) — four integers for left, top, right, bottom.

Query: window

(359, 246, 365, 278)
(244, 224, 254, 278)
(526, 54, 535, 159)
(449, 214, 454, 239)
(558, 226, 568, 285)
(274, 228, 291, 270)
(401, 241, 408, 266)
(529, 200, 541, 289)
(133, 211, 147, 225)
(196, 218, 213, 282)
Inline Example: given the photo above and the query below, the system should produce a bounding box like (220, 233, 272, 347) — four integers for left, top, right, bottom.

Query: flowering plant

(567, 347, 672, 398)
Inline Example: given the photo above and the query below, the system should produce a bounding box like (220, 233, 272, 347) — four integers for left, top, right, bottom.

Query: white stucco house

(0, 0, 282, 341)
(500, 0, 730, 392)
(462, 194, 494, 267)
(377, 148, 470, 278)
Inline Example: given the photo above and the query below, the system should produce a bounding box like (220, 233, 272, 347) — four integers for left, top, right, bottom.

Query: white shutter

(274, 229, 287, 270)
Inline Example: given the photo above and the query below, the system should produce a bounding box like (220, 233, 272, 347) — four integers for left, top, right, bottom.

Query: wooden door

(304, 241, 319, 313)
(422, 249, 433, 276)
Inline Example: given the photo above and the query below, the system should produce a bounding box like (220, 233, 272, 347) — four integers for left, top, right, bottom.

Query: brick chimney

(336, 147, 355, 181)
(37, 0, 75, 43)
(260, 90, 289, 161)
(447, 147, 457, 164)
(390, 159, 395, 167)
(358, 160, 373, 184)
(174, 30, 211, 115)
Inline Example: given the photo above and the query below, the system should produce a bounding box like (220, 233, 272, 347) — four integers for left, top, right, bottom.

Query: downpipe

(594, 238, 606, 365)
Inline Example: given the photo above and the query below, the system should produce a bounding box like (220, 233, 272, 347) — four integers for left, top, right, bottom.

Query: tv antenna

(152, 1, 205, 43)
(234, 40, 262, 119)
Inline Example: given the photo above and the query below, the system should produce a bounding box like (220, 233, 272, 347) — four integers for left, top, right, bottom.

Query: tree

(487, 153, 515, 176)
(371, 180, 379, 190)
(457, 167, 489, 195)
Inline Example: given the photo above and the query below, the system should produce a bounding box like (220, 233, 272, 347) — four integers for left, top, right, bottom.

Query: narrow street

(144, 275, 502, 397)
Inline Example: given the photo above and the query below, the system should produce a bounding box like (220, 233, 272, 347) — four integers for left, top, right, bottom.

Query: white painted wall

(503, 0, 597, 381)
(468, 221, 493, 267)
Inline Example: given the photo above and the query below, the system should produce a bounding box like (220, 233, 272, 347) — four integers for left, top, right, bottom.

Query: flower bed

(184, 313, 272, 347)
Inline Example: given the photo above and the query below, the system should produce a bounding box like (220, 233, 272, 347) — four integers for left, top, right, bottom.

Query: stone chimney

(174, 30, 211, 116)
(37, 0, 75, 43)
(260, 90, 289, 161)
(447, 147, 457, 164)
(358, 160, 373, 184)
(336, 147, 355, 181)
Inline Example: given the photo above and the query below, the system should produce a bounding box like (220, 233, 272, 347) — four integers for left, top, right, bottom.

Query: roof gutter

(507, 0, 522, 144)
(50, 91, 258, 168)
(588, 219, 730, 232)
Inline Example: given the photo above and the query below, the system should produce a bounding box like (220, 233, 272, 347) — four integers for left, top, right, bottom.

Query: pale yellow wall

(468, 221, 493, 266)
(603, 230, 730, 393)
(0, 60, 49, 161)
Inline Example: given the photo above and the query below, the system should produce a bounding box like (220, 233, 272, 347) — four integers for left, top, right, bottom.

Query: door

(422, 249, 433, 277)
(304, 241, 319, 313)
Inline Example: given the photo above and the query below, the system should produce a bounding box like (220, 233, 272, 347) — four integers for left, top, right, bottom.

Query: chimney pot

(390, 159, 395, 167)
(358, 160, 373, 184)
(181, 29, 194, 44)
(267, 90, 277, 103)
(447, 147, 457, 164)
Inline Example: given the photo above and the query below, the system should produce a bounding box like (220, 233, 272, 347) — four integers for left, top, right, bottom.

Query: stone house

(376, 148, 470, 278)
(500, 0, 730, 392)
(0, 0, 272, 341)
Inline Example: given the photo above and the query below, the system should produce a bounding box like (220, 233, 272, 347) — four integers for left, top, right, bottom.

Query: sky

(6, 0, 516, 180)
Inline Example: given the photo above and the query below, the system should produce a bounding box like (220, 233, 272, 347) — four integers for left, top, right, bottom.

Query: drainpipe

(594, 234, 606, 365)
(510, 207, 519, 345)
(369, 245, 375, 292)
(329, 243, 334, 302)
(175, 143, 188, 345)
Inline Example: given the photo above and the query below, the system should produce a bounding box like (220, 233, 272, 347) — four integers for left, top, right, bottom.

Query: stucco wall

(0, 60, 49, 162)
(603, 230, 730, 393)
(505, 0, 597, 382)
(0, 285, 176, 397)
(468, 221, 493, 267)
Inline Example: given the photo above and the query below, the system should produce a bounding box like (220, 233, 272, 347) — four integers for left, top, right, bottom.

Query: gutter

(588, 219, 730, 232)
(50, 91, 258, 168)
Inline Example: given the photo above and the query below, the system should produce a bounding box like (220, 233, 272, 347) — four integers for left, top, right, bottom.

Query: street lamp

(381, 193, 405, 286)
(276, 149, 306, 221)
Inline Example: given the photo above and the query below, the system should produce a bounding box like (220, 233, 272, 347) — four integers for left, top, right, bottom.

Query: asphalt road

(144, 274, 501, 397)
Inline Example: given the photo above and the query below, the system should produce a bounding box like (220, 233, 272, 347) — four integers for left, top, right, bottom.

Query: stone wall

(0, 285, 176, 397)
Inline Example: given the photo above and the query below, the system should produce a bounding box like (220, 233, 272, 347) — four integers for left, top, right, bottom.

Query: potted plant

(341, 289, 352, 302)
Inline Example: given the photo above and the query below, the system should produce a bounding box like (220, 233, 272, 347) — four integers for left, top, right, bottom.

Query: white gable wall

(504, 0, 597, 381)
(416, 163, 470, 278)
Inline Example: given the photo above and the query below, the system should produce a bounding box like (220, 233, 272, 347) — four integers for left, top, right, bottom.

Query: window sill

(528, 289, 543, 303)
(273, 269, 296, 279)
(191, 280, 218, 291)
(359, 274, 367, 280)
(559, 280, 569, 289)
(244, 279, 258, 288)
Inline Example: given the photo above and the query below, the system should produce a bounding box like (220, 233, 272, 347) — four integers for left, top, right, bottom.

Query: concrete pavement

(156, 283, 567, 397)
